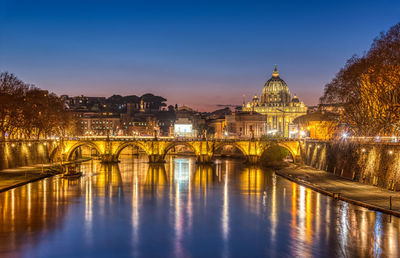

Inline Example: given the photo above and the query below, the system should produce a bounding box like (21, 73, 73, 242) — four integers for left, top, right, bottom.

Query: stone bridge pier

(147, 154, 165, 163)
(196, 154, 213, 163)
(245, 155, 260, 164)
(100, 154, 118, 163)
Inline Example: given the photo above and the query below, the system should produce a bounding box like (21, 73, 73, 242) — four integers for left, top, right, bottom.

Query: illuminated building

(242, 66, 307, 137)
(225, 112, 268, 138)
(174, 118, 195, 137)
(79, 114, 121, 136)
(293, 104, 342, 140)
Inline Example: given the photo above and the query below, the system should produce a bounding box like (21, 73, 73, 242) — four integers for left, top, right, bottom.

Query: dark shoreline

(0, 158, 91, 193)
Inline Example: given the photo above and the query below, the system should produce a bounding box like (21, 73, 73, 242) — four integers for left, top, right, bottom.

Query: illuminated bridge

(54, 136, 302, 164)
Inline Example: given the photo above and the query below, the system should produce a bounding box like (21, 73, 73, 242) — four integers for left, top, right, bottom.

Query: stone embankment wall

(0, 141, 55, 170)
(302, 140, 400, 191)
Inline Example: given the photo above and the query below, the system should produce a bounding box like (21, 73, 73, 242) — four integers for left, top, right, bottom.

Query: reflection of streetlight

(342, 133, 348, 138)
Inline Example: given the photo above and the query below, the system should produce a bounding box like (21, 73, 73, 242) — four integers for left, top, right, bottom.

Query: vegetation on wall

(260, 145, 291, 167)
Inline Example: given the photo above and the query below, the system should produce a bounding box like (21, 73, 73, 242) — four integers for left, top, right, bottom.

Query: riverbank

(0, 172, 51, 193)
(276, 164, 400, 217)
(0, 158, 91, 193)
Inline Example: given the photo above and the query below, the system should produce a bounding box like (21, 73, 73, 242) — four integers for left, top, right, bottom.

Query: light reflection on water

(0, 156, 399, 257)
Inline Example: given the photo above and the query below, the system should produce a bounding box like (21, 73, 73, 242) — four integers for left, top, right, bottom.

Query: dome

(260, 66, 291, 104)
(292, 94, 300, 103)
(252, 94, 259, 102)
(262, 66, 289, 94)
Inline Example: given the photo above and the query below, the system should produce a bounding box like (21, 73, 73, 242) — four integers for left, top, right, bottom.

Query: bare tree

(0, 72, 74, 139)
(321, 23, 400, 136)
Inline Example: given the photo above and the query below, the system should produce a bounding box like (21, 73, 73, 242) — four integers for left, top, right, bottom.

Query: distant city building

(78, 113, 121, 136)
(175, 105, 205, 137)
(293, 103, 343, 140)
(174, 118, 195, 137)
(225, 112, 268, 138)
(208, 118, 226, 138)
(242, 66, 307, 137)
(63, 93, 173, 136)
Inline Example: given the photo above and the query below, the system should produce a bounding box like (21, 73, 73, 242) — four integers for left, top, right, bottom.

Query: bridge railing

(59, 135, 300, 142)
(304, 136, 400, 145)
(0, 138, 59, 143)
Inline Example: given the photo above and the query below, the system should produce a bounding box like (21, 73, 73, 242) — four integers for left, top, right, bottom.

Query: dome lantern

(272, 65, 279, 77)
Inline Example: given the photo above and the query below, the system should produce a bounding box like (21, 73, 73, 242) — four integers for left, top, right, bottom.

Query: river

(0, 156, 399, 257)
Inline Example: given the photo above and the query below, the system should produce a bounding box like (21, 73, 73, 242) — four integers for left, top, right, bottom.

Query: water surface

(0, 156, 399, 257)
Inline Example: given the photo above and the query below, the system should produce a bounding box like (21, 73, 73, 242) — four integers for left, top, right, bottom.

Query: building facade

(242, 66, 307, 137)
(77, 113, 121, 136)
(226, 113, 268, 138)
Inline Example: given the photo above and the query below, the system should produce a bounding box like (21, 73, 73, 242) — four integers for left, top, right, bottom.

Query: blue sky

(1, 0, 399, 110)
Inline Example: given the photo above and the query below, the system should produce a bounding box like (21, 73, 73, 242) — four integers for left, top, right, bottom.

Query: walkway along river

(0, 156, 399, 257)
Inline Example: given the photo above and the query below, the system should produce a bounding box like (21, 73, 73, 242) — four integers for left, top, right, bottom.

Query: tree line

(0, 72, 76, 140)
(320, 22, 400, 136)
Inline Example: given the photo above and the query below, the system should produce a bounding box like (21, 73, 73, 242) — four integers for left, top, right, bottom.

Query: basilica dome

(260, 66, 291, 104)
(262, 66, 289, 94)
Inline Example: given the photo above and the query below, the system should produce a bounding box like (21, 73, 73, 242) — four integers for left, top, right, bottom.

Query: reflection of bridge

(56, 137, 301, 164)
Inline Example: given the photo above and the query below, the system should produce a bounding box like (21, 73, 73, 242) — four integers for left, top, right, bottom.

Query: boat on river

(62, 165, 82, 179)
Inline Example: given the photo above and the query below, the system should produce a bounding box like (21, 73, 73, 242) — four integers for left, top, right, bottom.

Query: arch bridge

(58, 137, 302, 164)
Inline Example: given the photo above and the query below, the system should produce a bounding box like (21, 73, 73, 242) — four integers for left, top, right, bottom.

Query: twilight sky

(1, 0, 399, 111)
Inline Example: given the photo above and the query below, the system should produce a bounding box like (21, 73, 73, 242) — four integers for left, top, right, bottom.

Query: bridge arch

(67, 141, 102, 161)
(162, 141, 198, 159)
(114, 142, 149, 161)
(260, 143, 297, 163)
(278, 142, 300, 161)
(212, 142, 247, 158)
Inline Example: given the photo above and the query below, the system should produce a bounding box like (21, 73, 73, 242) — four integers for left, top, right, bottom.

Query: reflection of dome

(262, 66, 289, 95)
